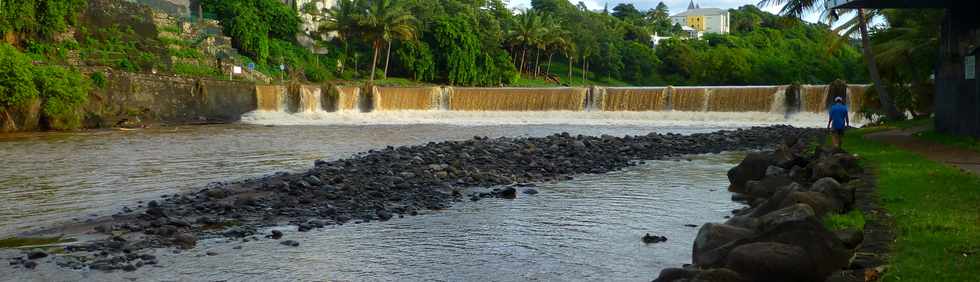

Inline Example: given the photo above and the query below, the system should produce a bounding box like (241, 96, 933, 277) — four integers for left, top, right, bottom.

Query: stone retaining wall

(653, 139, 894, 282)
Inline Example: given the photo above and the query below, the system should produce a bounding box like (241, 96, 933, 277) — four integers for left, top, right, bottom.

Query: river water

(0, 111, 819, 281)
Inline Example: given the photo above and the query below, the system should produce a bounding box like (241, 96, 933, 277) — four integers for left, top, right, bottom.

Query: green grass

(861, 117, 980, 153)
(844, 127, 980, 281)
(824, 209, 866, 232)
(916, 131, 980, 153)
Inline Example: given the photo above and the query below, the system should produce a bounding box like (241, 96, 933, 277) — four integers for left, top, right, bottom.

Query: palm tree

(543, 20, 570, 77)
(509, 10, 545, 78)
(561, 40, 578, 84)
(758, 0, 904, 120)
(361, 0, 416, 82)
(318, 0, 365, 74)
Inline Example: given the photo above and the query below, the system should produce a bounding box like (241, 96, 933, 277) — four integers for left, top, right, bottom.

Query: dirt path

(864, 127, 980, 175)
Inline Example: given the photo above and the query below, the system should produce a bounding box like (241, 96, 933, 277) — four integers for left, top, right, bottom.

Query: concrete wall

(83, 71, 256, 128)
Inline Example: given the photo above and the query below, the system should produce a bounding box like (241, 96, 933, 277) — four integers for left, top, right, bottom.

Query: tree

(646, 2, 673, 35)
(758, 0, 903, 120)
(360, 0, 416, 81)
(316, 0, 365, 74)
(508, 10, 545, 78)
(611, 3, 642, 22)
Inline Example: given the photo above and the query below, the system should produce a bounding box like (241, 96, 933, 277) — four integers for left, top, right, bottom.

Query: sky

(505, 0, 825, 23)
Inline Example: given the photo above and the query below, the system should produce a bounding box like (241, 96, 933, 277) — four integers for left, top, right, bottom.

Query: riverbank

(843, 125, 980, 281)
(652, 132, 888, 282)
(3, 126, 818, 272)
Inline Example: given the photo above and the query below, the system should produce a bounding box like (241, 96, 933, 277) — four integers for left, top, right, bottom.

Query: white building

(283, 0, 337, 53)
(670, 1, 730, 38)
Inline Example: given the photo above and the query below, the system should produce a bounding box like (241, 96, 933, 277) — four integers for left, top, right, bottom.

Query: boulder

(726, 242, 813, 282)
(727, 153, 772, 193)
(833, 229, 864, 249)
(780, 192, 834, 217)
(831, 153, 862, 175)
(748, 219, 852, 280)
(174, 233, 197, 249)
(497, 187, 517, 199)
(26, 251, 47, 260)
(772, 145, 808, 169)
(811, 177, 854, 212)
(724, 216, 760, 230)
(810, 157, 850, 183)
(693, 224, 755, 266)
(765, 166, 786, 177)
(748, 183, 803, 217)
(758, 204, 816, 231)
(745, 176, 794, 198)
(691, 268, 748, 282)
(653, 267, 700, 282)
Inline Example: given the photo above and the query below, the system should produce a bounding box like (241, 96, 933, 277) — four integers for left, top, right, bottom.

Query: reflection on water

(0, 124, 738, 237)
(0, 153, 744, 282)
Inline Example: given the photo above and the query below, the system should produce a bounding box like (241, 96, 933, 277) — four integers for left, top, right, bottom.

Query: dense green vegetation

(0, 44, 91, 129)
(844, 126, 980, 281)
(202, 0, 336, 82)
(0, 0, 86, 41)
(291, 0, 865, 86)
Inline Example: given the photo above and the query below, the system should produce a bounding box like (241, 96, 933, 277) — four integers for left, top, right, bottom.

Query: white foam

(240, 110, 851, 128)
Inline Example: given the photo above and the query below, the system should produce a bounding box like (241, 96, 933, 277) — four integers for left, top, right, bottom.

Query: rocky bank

(6, 126, 819, 272)
(653, 136, 895, 282)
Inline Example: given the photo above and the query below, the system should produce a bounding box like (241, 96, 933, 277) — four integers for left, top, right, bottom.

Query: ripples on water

(1, 152, 744, 282)
(0, 124, 738, 237)
(0, 123, 752, 281)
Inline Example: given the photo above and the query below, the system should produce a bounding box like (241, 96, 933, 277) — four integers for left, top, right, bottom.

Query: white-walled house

(670, 1, 730, 38)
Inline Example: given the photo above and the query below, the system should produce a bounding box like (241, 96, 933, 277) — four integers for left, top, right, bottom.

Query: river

(0, 111, 823, 281)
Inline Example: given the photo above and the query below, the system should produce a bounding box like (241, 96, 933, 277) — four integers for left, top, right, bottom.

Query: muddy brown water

(0, 123, 751, 281)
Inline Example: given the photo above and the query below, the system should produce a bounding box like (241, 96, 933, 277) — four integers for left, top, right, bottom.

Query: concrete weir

(255, 84, 868, 116)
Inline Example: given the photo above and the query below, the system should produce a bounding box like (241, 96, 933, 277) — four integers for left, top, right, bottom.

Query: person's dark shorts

(833, 128, 845, 135)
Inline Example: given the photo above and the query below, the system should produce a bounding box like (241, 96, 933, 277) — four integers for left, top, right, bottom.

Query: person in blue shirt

(827, 96, 849, 148)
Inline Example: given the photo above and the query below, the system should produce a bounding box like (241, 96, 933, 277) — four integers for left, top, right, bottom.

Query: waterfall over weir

(243, 84, 869, 126)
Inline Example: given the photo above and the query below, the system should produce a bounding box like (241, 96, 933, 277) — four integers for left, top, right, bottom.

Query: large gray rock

(811, 177, 853, 212)
(694, 224, 755, 266)
(726, 242, 813, 282)
(810, 157, 850, 183)
(758, 203, 816, 231)
(749, 183, 803, 217)
(745, 219, 852, 281)
(653, 267, 700, 282)
(745, 175, 794, 198)
(765, 165, 786, 177)
(779, 191, 834, 217)
(724, 215, 760, 230)
(691, 268, 747, 282)
(727, 153, 772, 194)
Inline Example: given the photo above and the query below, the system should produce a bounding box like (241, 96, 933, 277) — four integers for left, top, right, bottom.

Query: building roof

(671, 8, 727, 17)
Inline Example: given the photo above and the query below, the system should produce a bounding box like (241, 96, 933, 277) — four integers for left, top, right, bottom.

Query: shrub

(33, 65, 91, 129)
(0, 44, 39, 109)
(90, 72, 107, 89)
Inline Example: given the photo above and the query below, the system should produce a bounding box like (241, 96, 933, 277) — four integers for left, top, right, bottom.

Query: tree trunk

(581, 56, 586, 81)
(546, 53, 554, 75)
(858, 9, 902, 120)
(384, 40, 392, 79)
(568, 56, 573, 82)
(534, 49, 541, 77)
(370, 41, 380, 82)
(520, 48, 527, 78)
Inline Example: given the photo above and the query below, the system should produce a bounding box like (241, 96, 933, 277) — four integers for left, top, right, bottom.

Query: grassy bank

(870, 118, 980, 153)
(843, 128, 980, 281)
